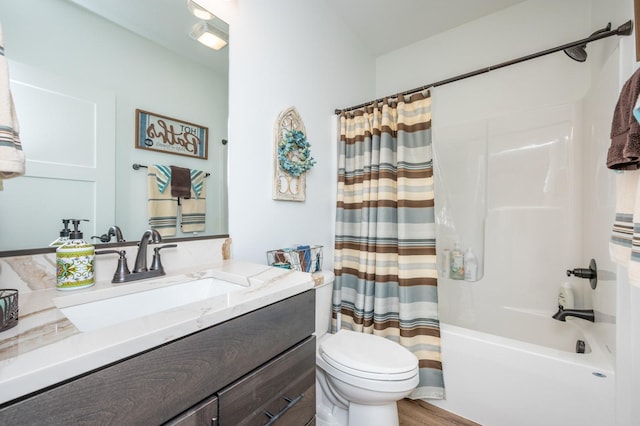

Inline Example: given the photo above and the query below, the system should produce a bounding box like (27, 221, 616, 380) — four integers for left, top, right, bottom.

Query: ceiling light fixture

(187, 0, 214, 20)
(190, 22, 228, 50)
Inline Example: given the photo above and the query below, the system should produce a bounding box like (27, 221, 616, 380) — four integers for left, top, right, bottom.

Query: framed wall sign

(135, 109, 208, 159)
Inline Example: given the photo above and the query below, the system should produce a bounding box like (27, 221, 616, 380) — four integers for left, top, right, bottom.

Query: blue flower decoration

(278, 129, 317, 177)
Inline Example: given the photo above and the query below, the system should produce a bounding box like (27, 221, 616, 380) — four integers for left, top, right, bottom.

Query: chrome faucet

(133, 229, 162, 273)
(552, 305, 595, 322)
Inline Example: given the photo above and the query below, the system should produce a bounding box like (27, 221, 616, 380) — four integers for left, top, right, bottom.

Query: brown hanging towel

(170, 165, 191, 198)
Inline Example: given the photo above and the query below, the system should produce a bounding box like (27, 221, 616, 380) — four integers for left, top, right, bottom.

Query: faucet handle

(96, 249, 131, 283)
(566, 258, 598, 289)
(150, 244, 177, 272)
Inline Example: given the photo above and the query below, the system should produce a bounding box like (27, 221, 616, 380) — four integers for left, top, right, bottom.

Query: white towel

(0, 23, 24, 191)
(610, 169, 640, 287)
(629, 170, 640, 285)
(148, 165, 178, 237)
(180, 169, 206, 233)
(610, 170, 636, 263)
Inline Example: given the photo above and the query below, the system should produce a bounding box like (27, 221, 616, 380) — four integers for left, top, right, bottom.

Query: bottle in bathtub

(441, 249, 451, 278)
(464, 248, 478, 282)
(450, 243, 464, 280)
(558, 282, 574, 309)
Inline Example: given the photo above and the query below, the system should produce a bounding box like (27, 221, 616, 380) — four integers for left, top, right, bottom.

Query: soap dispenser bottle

(56, 219, 95, 290)
(463, 248, 478, 282)
(558, 282, 574, 309)
(49, 219, 71, 247)
(450, 242, 465, 280)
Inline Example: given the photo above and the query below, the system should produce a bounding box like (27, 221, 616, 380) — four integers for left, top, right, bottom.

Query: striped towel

(610, 169, 640, 287)
(0, 23, 24, 191)
(180, 169, 206, 233)
(148, 165, 178, 237)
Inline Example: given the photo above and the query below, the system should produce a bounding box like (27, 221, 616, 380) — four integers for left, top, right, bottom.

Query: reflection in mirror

(0, 0, 229, 253)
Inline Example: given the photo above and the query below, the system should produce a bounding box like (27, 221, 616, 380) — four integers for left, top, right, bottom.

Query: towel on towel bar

(0, 23, 24, 191)
(607, 68, 640, 170)
(610, 170, 640, 287)
(610, 170, 637, 262)
(170, 165, 191, 198)
(607, 68, 640, 286)
(147, 165, 207, 236)
(180, 169, 206, 233)
(148, 165, 178, 237)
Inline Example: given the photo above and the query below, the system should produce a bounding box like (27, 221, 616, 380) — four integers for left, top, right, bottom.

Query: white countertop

(0, 260, 315, 405)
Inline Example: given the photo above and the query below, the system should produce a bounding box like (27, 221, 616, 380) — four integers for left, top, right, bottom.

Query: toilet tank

(314, 272, 335, 338)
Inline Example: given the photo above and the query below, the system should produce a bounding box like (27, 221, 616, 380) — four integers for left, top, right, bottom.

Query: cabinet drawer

(165, 395, 218, 426)
(218, 336, 316, 426)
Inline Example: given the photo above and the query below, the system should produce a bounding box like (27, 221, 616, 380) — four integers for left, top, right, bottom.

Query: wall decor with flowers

(272, 106, 316, 201)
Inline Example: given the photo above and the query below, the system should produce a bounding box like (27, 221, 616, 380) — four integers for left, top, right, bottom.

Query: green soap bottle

(449, 242, 465, 280)
(56, 219, 95, 291)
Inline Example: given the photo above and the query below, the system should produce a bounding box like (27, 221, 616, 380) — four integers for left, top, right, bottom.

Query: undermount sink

(57, 278, 246, 332)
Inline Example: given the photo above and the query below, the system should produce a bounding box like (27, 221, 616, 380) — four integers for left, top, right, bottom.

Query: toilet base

(316, 375, 348, 426)
(316, 400, 399, 426)
(316, 374, 401, 426)
(348, 401, 400, 426)
(316, 406, 347, 426)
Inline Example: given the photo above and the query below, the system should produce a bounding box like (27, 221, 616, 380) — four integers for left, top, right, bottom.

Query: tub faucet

(552, 305, 595, 322)
(133, 229, 162, 273)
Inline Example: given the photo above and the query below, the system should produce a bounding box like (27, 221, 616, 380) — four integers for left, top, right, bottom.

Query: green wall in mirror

(0, 0, 229, 252)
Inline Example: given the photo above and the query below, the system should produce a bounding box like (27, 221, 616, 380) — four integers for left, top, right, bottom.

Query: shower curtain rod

(334, 19, 634, 115)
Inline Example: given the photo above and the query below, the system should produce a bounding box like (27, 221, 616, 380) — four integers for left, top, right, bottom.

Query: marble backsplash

(0, 237, 232, 293)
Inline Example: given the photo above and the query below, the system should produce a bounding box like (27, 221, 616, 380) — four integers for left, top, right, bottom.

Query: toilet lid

(319, 330, 418, 381)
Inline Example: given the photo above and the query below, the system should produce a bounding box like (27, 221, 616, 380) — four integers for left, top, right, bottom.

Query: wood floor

(398, 399, 481, 426)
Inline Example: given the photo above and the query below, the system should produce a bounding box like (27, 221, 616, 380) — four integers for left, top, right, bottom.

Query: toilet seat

(319, 329, 418, 381)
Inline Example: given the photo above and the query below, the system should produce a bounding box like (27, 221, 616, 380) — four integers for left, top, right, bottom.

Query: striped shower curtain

(332, 92, 444, 400)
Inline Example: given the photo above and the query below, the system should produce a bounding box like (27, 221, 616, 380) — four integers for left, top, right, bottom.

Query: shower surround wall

(431, 96, 621, 424)
(434, 103, 583, 324)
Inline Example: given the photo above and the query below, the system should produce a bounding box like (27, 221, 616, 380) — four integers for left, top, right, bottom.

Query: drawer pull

(264, 394, 303, 425)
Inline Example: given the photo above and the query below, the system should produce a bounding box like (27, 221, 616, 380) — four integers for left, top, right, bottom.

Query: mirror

(0, 0, 229, 253)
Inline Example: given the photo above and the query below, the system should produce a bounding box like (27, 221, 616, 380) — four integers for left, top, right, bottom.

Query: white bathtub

(430, 308, 615, 426)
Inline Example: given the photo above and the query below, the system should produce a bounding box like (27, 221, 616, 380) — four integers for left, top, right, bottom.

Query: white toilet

(314, 274, 419, 426)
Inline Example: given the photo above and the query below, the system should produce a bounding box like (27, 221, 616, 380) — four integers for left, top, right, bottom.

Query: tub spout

(552, 305, 595, 322)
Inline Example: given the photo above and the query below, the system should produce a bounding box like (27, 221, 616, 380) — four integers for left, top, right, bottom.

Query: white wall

(226, 0, 375, 268)
(375, 0, 591, 100)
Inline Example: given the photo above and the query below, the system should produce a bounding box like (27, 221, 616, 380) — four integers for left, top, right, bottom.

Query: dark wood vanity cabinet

(0, 290, 316, 426)
(216, 337, 316, 425)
